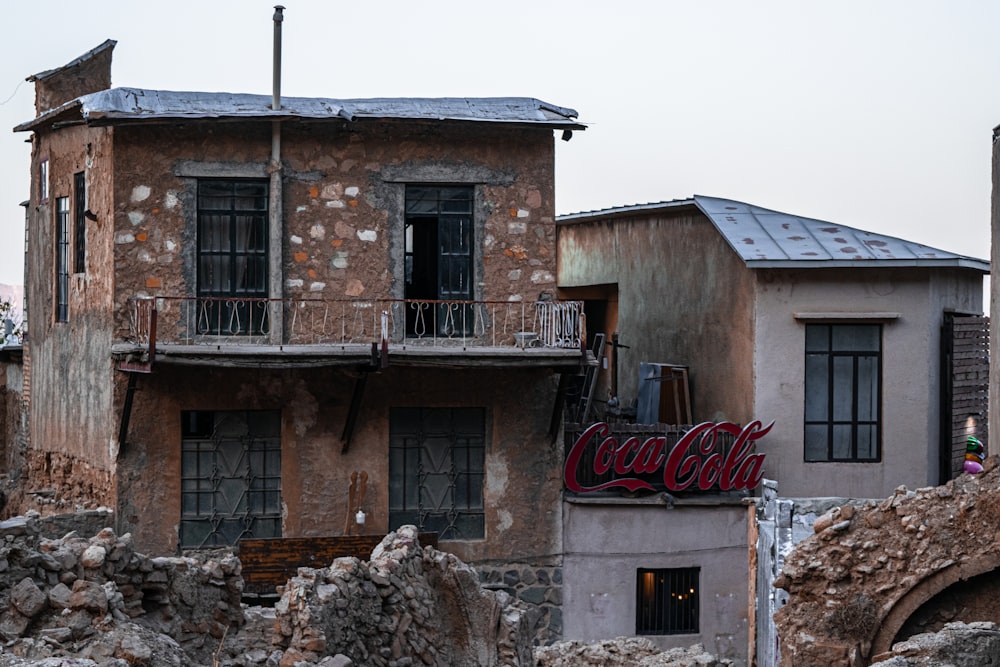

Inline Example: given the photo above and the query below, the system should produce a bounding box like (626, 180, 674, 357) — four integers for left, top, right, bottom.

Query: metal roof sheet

(557, 196, 989, 272)
(15, 87, 584, 132)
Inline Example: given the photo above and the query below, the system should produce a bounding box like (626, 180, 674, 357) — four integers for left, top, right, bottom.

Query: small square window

(636, 567, 699, 635)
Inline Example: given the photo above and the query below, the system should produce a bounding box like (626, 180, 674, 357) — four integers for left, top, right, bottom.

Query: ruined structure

(12, 23, 584, 645)
(773, 457, 1000, 665)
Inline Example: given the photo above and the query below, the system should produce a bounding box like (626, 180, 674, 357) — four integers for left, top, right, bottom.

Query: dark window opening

(804, 323, 882, 462)
(74, 172, 86, 274)
(180, 410, 282, 548)
(55, 196, 69, 322)
(636, 567, 699, 635)
(404, 186, 474, 336)
(196, 179, 269, 335)
(389, 407, 485, 539)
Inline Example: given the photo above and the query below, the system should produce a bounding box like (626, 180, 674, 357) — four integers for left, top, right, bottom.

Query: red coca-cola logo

(563, 420, 773, 494)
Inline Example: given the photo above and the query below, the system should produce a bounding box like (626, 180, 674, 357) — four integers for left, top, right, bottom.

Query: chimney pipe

(272, 5, 284, 110)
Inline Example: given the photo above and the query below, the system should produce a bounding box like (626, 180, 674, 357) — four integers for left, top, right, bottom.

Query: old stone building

(12, 35, 585, 641)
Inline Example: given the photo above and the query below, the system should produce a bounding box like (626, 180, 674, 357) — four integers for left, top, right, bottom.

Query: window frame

(55, 196, 70, 323)
(195, 178, 270, 335)
(74, 172, 86, 274)
(635, 567, 700, 635)
(39, 159, 49, 203)
(179, 410, 282, 548)
(389, 406, 486, 540)
(803, 323, 883, 462)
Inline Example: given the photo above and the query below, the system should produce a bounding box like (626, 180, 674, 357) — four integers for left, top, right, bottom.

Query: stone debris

(869, 621, 1000, 666)
(534, 637, 733, 666)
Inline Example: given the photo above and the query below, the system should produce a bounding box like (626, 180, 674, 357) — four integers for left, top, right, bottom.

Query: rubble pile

(534, 637, 733, 666)
(869, 621, 1000, 666)
(774, 456, 1000, 665)
(263, 525, 537, 667)
(0, 511, 242, 665)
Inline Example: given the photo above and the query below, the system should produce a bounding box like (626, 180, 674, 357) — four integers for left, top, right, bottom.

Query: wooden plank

(239, 533, 439, 595)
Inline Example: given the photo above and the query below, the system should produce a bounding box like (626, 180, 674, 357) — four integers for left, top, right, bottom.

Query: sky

(0, 0, 996, 292)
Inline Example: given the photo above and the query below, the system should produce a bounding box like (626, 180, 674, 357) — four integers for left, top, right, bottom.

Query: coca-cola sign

(564, 420, 773, 494)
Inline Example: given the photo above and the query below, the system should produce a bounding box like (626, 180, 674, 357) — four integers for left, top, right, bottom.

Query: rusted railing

(126, 296, 584, 349)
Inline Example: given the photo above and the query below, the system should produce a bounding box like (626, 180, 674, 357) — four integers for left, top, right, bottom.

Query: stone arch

(870, 555, 1000, 659)
(773, 464, 1000, 667)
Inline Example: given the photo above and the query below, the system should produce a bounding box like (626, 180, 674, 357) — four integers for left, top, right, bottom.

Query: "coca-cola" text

(563, 420, 773, 494)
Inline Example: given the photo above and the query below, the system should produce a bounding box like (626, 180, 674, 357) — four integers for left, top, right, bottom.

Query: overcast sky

(0, 0, 995, 291)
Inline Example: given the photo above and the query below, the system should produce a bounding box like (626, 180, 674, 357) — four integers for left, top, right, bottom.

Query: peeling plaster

(496, 509, 513, 533)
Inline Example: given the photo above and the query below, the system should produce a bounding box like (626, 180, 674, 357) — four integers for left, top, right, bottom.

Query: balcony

(118, 296, 588, 369)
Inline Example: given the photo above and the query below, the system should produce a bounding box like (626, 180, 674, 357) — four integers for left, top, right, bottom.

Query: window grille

(74, 172, 86, 273)
(180, 410, 281, 548)
(389, 407, 485, 539)
(636, 567, 699, 635)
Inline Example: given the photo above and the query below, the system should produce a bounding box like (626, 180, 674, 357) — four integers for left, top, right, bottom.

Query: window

(74, 172, 86, 273)
(804, 324, 882, 462)
(39, 159, 48, 202)
(55, 197, 69, 322)
(636, 567, 699, 635)
(404, 186, 474, 336)
(389, 407, 485, 539)
(197, 180, 269, 335)
(180, 410, 282, 548)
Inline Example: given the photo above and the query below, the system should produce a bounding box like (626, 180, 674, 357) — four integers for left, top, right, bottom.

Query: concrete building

(556, 196, 988, 663)
(12, 37, 587, 641)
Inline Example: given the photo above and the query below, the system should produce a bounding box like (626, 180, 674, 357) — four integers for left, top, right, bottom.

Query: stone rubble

(0, 510, 737, 667)
(534, 637, 734, 666)
(869, 621, 1000, 666)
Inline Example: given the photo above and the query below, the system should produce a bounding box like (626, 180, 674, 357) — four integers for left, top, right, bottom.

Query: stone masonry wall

(477, 562, 563, 645)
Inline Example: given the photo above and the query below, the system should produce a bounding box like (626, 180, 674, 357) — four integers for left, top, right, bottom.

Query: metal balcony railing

(126, 296, 585, 350)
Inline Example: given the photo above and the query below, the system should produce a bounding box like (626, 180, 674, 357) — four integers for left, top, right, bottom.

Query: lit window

(636, 567, 699, 635)
(804, 324, 882, 462)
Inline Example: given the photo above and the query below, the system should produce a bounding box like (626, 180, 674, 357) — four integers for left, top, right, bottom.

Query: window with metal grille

(180, 410, 282, 548)
(196, 180, 269, 335)
(804, 324, 882, 462)
(55, 196, 69, 322)
(389, 407, 485, 540)
(404, 186, 474, 336)
(74, 172, 86, 273)
(636, 567, 699, 635)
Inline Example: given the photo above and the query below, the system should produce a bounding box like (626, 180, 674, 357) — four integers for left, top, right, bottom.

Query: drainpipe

(268, 5, 285, 344)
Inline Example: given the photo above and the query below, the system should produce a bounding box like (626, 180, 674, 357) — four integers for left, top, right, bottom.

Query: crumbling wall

(774, 458, 1000, 666)
(869, 621, 1000, 666)
(267, 525, 537, 667)
(0, 511, 242, 663)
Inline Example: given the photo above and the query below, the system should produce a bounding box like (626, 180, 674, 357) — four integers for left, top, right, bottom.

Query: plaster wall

(753, 267, 984, 498)
(25, 124, 117, 483)
(117, 364, 564, 563)
(561, 501, 750, 665)
(557, 211, 755, 424)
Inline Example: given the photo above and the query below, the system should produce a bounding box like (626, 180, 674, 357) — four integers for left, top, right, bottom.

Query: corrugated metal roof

(557, 196, 989, 272)
(14, 87, 584, 132)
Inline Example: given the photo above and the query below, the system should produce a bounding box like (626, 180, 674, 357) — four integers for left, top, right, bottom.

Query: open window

(404, 186, 474, 337)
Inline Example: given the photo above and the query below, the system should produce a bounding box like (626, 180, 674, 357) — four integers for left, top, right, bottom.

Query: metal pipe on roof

(272, 5, 284, 110)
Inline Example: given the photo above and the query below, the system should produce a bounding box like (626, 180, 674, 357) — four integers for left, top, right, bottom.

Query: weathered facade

(13, 38, 586, 642)
(555, 197, 988, 664)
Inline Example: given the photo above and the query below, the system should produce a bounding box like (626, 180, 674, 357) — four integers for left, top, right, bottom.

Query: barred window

(180, 410, 282, 548)
(636, 567, 699, 635)
(389, 407, 485, 539)
(55, 196, 69, 322)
